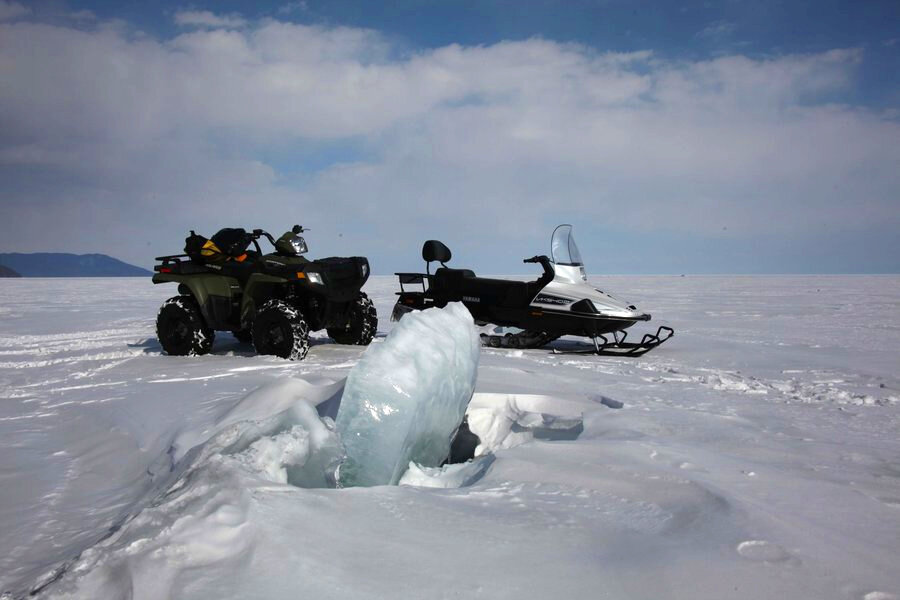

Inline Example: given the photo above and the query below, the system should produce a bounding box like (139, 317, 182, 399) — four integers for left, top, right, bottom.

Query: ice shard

(335, 302, 480, 487)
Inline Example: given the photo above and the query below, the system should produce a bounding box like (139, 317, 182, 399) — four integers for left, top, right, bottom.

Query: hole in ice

(592, 394, 624, 409)
(510, 416, 584, 440)
(446, 417, 481, 464)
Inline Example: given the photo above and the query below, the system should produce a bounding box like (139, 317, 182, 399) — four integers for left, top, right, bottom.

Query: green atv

(152, 225, 377, 360)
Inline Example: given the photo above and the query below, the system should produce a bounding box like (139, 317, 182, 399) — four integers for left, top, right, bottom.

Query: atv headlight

(306, 272, 323, 285)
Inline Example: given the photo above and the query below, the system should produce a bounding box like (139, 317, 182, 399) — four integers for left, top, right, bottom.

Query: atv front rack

(551, 326, 674, 357)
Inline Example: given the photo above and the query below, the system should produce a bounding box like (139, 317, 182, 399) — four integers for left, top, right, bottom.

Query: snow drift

(30, 376, 347, 600)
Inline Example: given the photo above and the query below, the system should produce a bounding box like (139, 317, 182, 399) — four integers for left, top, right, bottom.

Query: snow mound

(466, 393, 585, 456)
(171, 375, 345, 462)
(335, 302, 480, 487)
(398, 455, 495, 488)
(34, 376, 344, 599)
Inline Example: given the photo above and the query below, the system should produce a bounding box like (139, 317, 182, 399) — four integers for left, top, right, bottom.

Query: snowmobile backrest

(422, 240, 452, 265)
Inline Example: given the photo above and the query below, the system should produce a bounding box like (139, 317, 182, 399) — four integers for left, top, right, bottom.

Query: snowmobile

(152, 226, 377, 360)
(391, 224, 673, 356)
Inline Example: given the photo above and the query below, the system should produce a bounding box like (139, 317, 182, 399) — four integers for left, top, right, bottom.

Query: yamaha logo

(462, 296, 480, 303)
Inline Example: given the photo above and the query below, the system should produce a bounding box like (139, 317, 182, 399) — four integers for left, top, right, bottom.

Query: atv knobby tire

(252, 300, 310, 360)
(156, 295, 214, 356)
(327, 293, 377, 345)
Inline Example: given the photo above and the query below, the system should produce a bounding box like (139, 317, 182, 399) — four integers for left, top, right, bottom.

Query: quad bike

(391, 224, 673, 356)
(152, 226, 377, 360)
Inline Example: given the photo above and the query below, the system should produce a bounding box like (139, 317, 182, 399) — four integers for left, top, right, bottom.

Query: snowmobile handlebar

(523, 255, 554, 279)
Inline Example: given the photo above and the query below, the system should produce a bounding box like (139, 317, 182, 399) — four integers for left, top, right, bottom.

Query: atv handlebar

(251, 225, 306, 247)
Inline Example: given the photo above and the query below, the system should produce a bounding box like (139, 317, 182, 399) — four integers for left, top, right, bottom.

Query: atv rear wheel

(252, 300, 310, 360)
(156, 295, 214, 356)
(328, 293, 377, 345)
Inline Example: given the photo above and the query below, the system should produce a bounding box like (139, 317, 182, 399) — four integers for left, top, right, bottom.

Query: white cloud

(174, 10, 247, 29)
(0, 1, 29, 21)
(697, 20, 736, 40)
(278, 1, 309, 14)
(0, 16, 897, 271)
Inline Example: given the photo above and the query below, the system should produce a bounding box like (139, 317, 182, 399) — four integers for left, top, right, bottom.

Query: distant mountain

(0, 253, 151, 277)
(0, 264, 21, 277)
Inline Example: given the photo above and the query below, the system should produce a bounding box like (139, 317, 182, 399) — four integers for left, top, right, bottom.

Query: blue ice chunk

(336, 302, 480, 487)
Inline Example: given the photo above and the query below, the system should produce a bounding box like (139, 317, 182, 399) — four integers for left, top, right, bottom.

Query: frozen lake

(1, 275, 898, 599)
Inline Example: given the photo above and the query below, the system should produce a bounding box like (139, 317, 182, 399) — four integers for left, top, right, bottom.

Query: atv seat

(217, 258, 261, 285)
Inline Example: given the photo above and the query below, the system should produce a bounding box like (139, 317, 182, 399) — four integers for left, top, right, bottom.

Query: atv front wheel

(156, 295, 214, 356)
(328, 293, 378, 345)
(252, 300, 310, 360)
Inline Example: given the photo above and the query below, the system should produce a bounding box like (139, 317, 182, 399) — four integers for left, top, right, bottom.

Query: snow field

(0, 275, 898, 599)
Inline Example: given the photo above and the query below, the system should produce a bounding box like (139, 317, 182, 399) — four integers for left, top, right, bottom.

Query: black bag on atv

(211, 228, 252, 258)
(184, 229, 252, 264)
(183, 231, 210, 262)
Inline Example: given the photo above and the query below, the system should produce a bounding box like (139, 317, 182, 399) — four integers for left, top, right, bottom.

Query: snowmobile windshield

(550, 224, 584, 266)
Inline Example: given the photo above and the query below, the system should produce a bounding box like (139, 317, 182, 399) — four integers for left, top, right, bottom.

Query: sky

(1, 0, 898, 274)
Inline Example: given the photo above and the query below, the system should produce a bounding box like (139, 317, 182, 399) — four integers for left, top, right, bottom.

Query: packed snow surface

(1, 276, 899, 599)
(336, 302, 480, 487)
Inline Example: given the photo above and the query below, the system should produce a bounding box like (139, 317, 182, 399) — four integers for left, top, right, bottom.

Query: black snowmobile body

(152, 226, 377, 360)
(392, 225, 673, 356)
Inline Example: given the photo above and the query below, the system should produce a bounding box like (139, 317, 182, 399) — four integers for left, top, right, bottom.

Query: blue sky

(1, 0, 898, 273)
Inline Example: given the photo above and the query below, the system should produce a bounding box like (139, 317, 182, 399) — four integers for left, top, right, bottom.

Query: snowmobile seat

(433, 268, 535, 308)
(462, 276, 531, 308)
(426, 240, 547, 308)
(432, 267, 474, 290)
